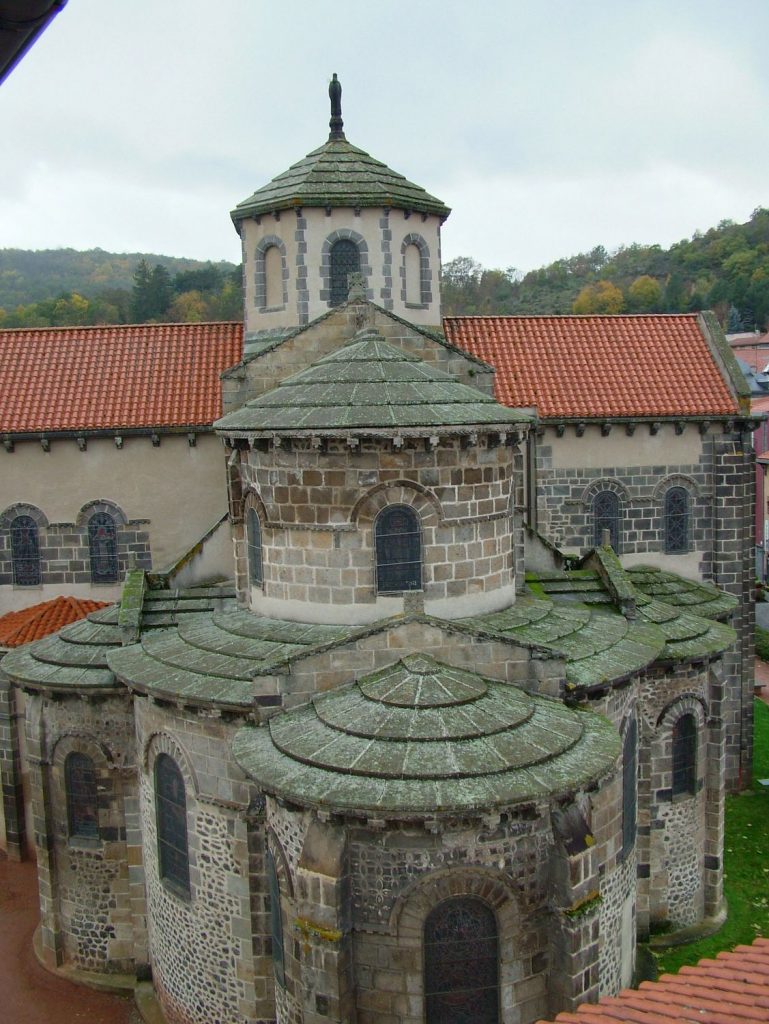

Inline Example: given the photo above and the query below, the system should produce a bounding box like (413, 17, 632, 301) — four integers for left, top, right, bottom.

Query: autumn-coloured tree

(572, 280, 624, 314)
(627, 275, 662, 312)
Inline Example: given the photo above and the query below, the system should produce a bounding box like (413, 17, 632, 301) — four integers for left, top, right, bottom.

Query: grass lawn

(652, 698, 769, 974)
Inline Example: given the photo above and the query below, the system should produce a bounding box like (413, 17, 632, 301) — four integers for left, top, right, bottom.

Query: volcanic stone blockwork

(217, 325, 532, 624)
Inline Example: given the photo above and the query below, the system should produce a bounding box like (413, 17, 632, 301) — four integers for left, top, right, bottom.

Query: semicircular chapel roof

(231, 137, 450, 222)
(232, 653, 620, 817)
(215, 328, 532, 434)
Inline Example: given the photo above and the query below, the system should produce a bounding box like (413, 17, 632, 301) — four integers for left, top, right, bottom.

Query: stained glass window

(11, 515, 41, 586)
(65, 752, 99, 839)
(664, 487, 689, 554)
(593, 490, 620, 550)
(622, 717, 637, 857)
(424, 897, 499, 1024)
(329, 239, 360, 306)
(267, 849, 285, 987)
(375, 505, 421, 593)
(155, 754, 190, 895)
(672, 713, 697, 797)
(247, 507, 263, 586)
(88, 512, 119, 583)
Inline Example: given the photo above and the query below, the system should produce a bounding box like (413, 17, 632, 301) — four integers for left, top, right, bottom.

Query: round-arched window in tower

(424, 896, 499, 1024)
(375, 504, 422, 593)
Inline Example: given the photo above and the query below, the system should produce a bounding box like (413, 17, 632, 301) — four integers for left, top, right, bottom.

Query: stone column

(0, 667, 26, 859)
(296, 819, 355, 1024)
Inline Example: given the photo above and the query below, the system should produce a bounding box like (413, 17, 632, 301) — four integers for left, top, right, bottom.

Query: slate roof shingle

(443, 314, 740, 419)
(0, 597, 110, 648)
(539, 937, 769, 1024)
(0, 322, 243, 433)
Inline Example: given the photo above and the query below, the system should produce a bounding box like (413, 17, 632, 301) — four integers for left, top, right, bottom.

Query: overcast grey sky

(2, 0, 767, 274)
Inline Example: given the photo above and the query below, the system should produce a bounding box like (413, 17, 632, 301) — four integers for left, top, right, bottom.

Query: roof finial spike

(328, 72, 345, 140)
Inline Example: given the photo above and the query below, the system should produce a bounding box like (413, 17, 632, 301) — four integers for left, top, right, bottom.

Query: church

(0, 77, 756, 1024)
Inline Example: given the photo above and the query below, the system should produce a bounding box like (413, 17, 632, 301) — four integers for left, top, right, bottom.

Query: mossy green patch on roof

(233, 654, 619, 817)
(215, 329, 531, 435)
(231, 137, 450, 222)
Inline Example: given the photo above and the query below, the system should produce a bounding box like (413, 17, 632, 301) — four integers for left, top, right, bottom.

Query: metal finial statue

(328, 73, 345, 140)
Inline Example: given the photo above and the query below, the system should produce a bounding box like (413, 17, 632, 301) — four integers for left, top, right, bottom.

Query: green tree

(627, 275, 662, 312)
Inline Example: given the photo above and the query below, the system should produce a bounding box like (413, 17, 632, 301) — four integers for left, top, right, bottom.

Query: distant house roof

(0, 322, 243, 434)
(443, 314, 741, 420)
(729, 333, 769, 375)
(539, 937, 769, 1024)
(0, 596, 109, 649)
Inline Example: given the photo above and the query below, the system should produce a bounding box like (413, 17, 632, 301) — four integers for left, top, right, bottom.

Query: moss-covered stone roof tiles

(215, 329, 531, 435)
(232, 654, 619, 817)
(231, 137, 450, 222)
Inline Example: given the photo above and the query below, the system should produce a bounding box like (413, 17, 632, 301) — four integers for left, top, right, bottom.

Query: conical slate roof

(231, 137, 450, 223)
(215, 328, 532, 434)
(232, 653, 620, 817)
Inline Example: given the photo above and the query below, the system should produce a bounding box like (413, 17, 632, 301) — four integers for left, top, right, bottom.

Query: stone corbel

(3, 436, 14, 453)
(600, 422, 612, 437)
(114, 435, 123, 449)
(151, 433, 160, 447)
(76, 435, 87, 451)
(555, 422, 566, 437)
(699, 420, 711, 435)
(674, 421, 686, 436)
(649, 422, 661, 435)
(40, 436, 50, 452)
(625, 421, 637, 436)
(575, 422, 586, 437)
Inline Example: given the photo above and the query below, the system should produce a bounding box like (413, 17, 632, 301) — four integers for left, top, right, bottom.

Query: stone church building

(0, 78, 757, 1024)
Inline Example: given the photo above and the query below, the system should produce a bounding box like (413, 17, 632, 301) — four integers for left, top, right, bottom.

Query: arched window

(264, 244, 283, 308)
(266, 849, 286, 987)
(375, 504, 422, 593)
(329, 239, 360, 306)
(247, 507, 263, 587)
(155, 754, 190, 895)
(65, 752, 99, 840)
(672, 713, 697, 797)
(622, 717, 637, 857)
(664, 486, 689, 554)
(10, 515, 41, 586)
(424, 897, 499, 1024)
(593, 490, 621, 551)
(88, 511, 118, 583)
(404, 242, 422, 305)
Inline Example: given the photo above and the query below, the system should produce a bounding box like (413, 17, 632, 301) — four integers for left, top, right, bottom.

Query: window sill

(68, 836, 102, 850)
(404, 301, 428, 310)
(160, 875, 192, 903)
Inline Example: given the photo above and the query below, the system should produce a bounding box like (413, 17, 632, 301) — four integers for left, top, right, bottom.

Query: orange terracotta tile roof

(443, 315, 739, 419)
(0, 597, 110, 648)
(0, 322, 243, 433)
(539, 938, 769, 1024)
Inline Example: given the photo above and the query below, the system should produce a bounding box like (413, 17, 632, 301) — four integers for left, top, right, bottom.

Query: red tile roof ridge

(0, 596, 111, 647)
(578, 996, 676, 1024)
(0, 321, 244, 432)
(635, 982, 762, 1022)
(0, 320, 241, 335)
(443, 314, 739, 419)
(443, 313, 699, 320)
(655, 975, 767, 1008)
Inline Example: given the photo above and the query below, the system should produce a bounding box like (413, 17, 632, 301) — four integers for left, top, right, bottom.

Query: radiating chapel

(0, 78, 753, 1024)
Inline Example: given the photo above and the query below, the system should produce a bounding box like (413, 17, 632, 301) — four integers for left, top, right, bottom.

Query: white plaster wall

(0, 434, 228, 613)
(547, 425, 704, 470)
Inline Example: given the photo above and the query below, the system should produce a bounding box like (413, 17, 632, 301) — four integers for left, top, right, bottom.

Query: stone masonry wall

(221, 302, 494, 417)
(252, 618, 565, 712)
(235, 434, 517, 622)
(534, 421, 754, 792)
(23, 690, 141, 973)
(134, 699, 269, 1024)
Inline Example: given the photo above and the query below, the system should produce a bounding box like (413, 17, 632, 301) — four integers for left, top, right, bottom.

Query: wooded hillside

(3, 205, 768, 329)
(0, 248, 241, 327)
(442, 206, 769, 331)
